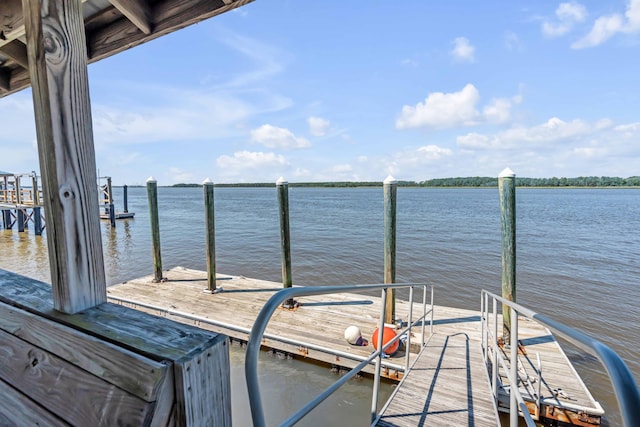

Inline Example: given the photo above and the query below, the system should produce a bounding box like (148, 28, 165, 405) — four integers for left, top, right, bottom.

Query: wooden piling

(277, 177, 295, 307)
(107, 177, 115, 227)
(34, 207, 42, 236)
(123, 185, 129, 213)
(203, 178, 216, 292)
(31, 173, 40, 206)
(498, 167, 516, 339)
(384, 175, 397, 323)
(17, 209, 25, 232)
(146, 177, 163, 282)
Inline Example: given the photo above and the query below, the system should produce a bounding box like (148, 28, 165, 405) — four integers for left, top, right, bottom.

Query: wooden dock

(108, 266, 604, 426)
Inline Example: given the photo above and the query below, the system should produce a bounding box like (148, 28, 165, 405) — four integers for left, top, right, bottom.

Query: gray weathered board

(107, 266, 603, 424)
(0, 269, 231, 426)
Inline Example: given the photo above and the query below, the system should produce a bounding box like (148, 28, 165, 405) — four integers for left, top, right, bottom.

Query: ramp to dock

(377, 332, 499, 427)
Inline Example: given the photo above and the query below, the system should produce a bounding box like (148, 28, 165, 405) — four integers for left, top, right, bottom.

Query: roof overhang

(0, 0, 254, 98)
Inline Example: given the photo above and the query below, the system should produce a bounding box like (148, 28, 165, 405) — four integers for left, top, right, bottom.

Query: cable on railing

(481, 289, 640, 427)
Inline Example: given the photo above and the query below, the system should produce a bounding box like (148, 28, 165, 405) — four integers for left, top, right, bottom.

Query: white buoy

(344, 326, 362, 345)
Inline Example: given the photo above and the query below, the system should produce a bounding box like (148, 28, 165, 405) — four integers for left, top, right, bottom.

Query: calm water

(1, 187, 638, 426)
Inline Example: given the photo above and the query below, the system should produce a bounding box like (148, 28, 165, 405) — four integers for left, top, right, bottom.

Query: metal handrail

(245, 282, 434, 427)
(481, 290, 640, 427)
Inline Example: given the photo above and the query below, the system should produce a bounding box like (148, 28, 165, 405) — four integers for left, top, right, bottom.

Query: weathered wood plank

(0, 300, 169, 402)
(23, 0, 107, 313)
(87, 0, 254, 62)
(0, 68, 9, 91)
(109, 0, 152, 34)
(174, 335, 231, 427)
(0, 328, 153, 426)
(0, 269, 225, 362)
(0, 378, 70, 427)
(0, 39, 29, 68)
(0, 0, 23, 46)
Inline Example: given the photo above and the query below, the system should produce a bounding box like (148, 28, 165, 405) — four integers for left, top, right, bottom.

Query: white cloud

(250, 124, 311, 149)
(216, 151, 288, 170)
(396, 84, 520, 130)
(504, 31, 525, 52)
(572, 0, 640, 48)
(542, 2, 588, 37)
(450, 37, 475, 62)
(332, 164, 352, 173)
(416, 145, 453, 160)
(308, 116, 330, 137)
(167, 167, 196, 184)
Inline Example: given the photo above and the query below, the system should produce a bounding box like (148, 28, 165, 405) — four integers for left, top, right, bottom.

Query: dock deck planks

(107, 266, 603, 425)
(377, 333, 499, 426)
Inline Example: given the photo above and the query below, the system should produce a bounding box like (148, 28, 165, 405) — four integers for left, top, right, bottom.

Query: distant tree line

(171, 176, 640, 188)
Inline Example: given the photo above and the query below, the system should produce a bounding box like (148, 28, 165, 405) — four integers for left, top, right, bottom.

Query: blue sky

(2, 1, 640, 185)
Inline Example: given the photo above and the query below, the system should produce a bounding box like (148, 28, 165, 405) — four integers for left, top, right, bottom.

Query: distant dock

(108, 266, 604, 426)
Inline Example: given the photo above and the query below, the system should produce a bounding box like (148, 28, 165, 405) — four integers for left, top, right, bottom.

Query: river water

(1, 187, 638, 426)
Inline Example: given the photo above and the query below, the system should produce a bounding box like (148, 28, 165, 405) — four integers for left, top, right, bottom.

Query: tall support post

(276, 177, 295, 308)
(499, 167, 516, 339)
(203, 178, 217, 292)
(17, 209, 25, 232)
(146, 177, 163, 282)
(31, 173, 40, 206)
(107, 177, 115, 227)
(383, 175, 397, 323)
(123, 184, 129, 213)
(23, 0, 107, 313)
(34, 207, 43, 236)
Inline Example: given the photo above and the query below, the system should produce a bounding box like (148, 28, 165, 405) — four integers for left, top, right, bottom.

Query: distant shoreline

(152, 176, 639, 189)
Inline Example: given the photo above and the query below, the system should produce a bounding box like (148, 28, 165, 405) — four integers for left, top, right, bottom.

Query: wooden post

(34, 207, 43, 236)
(384, 175, 397, 323)
(31, 173, 40, 206)
(499, 167, 516, 340)
(17, 209, 25, 232)
(107, 177, 115, 227)
(146, 177, 163, 282)
(276, 177, 295, 308)
(203, 178, 217, 292)
(23, 0, 107, 313)
(123, 185, 129, 213)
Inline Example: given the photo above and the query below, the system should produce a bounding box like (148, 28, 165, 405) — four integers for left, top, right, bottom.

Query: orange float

(371, 326, 399, 355)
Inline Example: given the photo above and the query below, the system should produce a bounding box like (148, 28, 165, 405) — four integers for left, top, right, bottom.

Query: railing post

(492, 297, 498, 404)
(146, 177, 163, 282)
(383, 175, 397, 323)
(499, 167, 516, 340)
(277, 177, 295, 308)
(510, 306, 519, 426)
(203, 178, 217, 292)
(371, 287, 388, 423)
(405, 286, 414, 371)
(421, 286, 427, 347)
(107, 176, 115, 227)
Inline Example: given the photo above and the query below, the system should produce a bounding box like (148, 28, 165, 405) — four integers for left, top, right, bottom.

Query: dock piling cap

(146, 176, 157, 183)
(384, 175, 397, 185)
(276, 176, 288, 185)
(202, 177, 213, 185)
(498, 168, 515, 178)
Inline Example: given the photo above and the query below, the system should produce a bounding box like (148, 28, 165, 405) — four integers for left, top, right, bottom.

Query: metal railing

(480, 290, 640, 427)
(245, 282, 434, 427)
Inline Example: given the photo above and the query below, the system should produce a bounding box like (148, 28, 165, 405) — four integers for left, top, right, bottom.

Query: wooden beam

(88, 0, 253, 61)
(0, 0, 24, 47)
(109, 0, 152, 34)
(23, 0, 107, 313)
(0, 69, 9, 91)
(0, 39, 29, 68)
